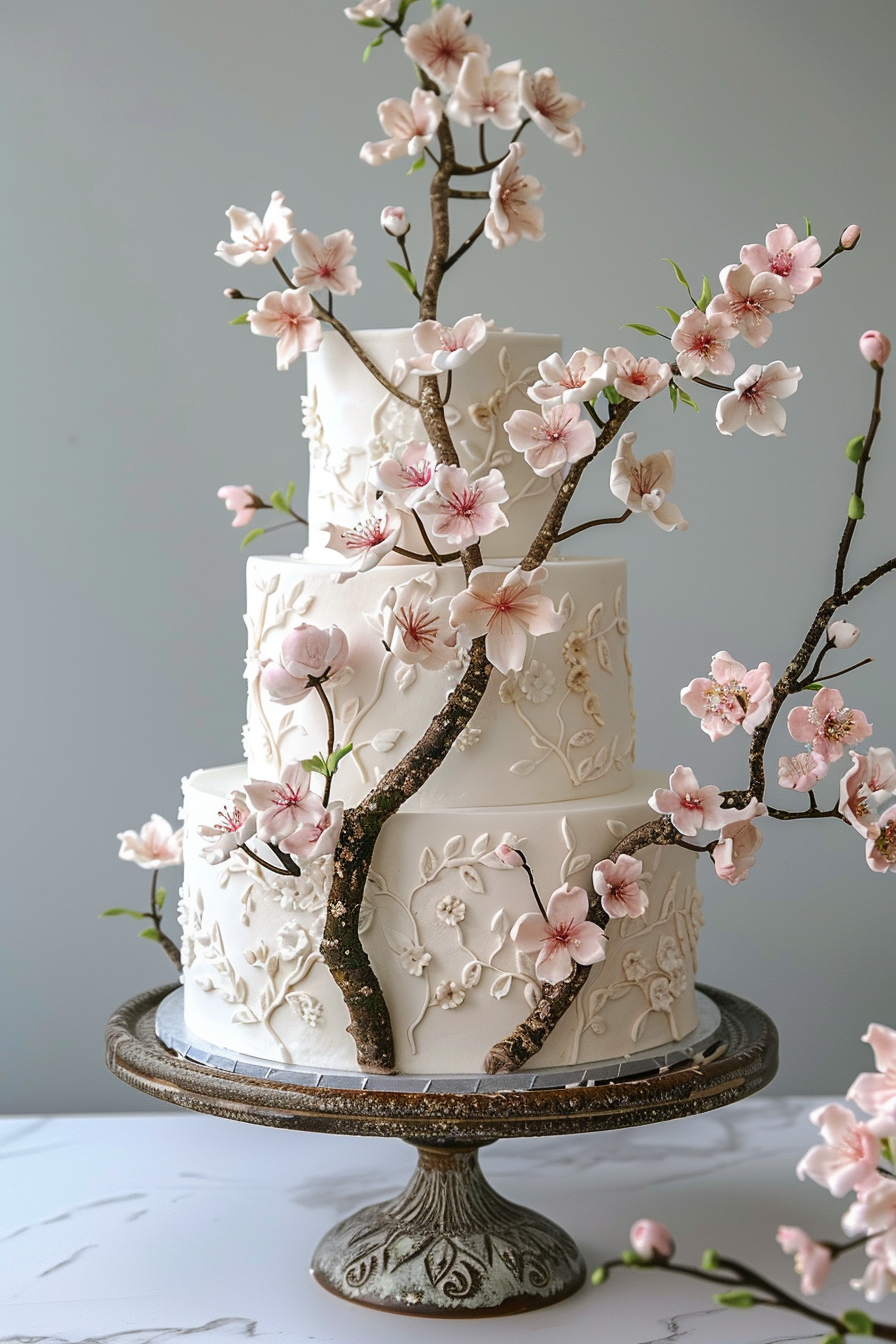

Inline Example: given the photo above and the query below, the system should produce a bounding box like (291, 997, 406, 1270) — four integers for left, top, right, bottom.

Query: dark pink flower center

(395, 603, 440, 650)
(449, 486, 482, 518)
(403, 463, 433, 488)
(680, 792, 704, 811)
(216, 805, 245, 834)
(344, 517, 391, 550)
(769, 249, 794, 276)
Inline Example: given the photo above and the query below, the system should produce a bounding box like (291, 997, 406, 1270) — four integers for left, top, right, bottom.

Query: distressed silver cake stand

(106, 982, 777, 1318)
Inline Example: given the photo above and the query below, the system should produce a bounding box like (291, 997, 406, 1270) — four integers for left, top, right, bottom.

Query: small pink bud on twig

(859, 330, 891, 367)
(840, 224, 861, 250)
(223, 287, 244, 299)
(381, 206, 410, 237)
(630, 1219, 675, 1262)
(828, 620, 861, 649)
(495, 843, 524, 868)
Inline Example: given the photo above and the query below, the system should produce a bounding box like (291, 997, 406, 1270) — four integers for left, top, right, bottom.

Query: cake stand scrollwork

(106, 981, 778, 1318)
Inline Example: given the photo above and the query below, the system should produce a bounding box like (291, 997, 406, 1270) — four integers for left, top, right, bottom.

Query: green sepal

(621, 1249, 644, 1266)
(100, 907, 146, 919)
(326, 743, 354, 774)
(669, 383, 679, 412)
(804, 215, 813, 238)
(604, 386, 623, 404)
(430, 0, 444, 9)
(846, 435, 865, 463)
(139, 926, 161, 942)
(713, 1290, 754, 1308)
(676, 385, 699, 413)
(840, 1309, 874, 1335)
(848, 493, 865, 520)
(590, 1265, 607, 1285)
(285, 480, 296, 506)
(362, 33, 384, 60)
(881, 1136, 894, 1165)
(301, 753, 329, 777)
(697, 276, 712, 312)
(407, 153, 426, 175)
(657, 306, 681, 325)
(355, 14, 383, 25)
(820, 1335, 844, 1344)
(664, 257, 691, 291)
(270, 489, 291, 514)
(240, 527, 266, 550)
(387, 259, 418, 292)
(229, 312, 250, 325)
(155, 888, 166, 909)
(805, 682, 823, 691)
(701, 1249, 720, 1271)
(623, 323, 663, 337)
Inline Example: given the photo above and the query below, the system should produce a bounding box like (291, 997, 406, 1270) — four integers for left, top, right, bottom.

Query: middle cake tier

(244, 553, 635, 809)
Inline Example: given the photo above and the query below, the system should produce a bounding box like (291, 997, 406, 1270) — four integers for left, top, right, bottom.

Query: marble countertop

(3, 1099, 892, 1343)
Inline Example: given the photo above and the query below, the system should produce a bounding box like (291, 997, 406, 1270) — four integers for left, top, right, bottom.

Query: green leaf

(326, 743, 354, 773)
(701, 1249, 720, 1271)
(805, 682, 823, 691)
(657, 306, 681, 325)
(805, 215, 813, 238)
(669, 383, 679, 412)
(406, 153, 426, 175)
(840, 1309, 874, 1335)
(713, 1290, 754, 1309)
(697, 276, 712, 312)
(820, 1335, 845, 1344)
(229, 312, 250, 325)
(621, 1249, 644, 1266)
(623, 323, 663, 337)
(848, 493, 865, 520)
(285, 480, 296, 506)
(362, 33, 384, 60)
(845, 435, 865, 463)
(676, 386, 700, 413)
(355, 14, 383, 25)
(387, 259, 418, 293)
(301, 754, 329, 777)
(398, 0, 418, 17)
(664, 257, 691, 291)
(100, 907, 146, 919)
(590, 1265, 607, 1285)
(270, 489, 291, 514)
(139, 926, 161, 942)
(156, 888, 166, 909)
(604, 386, 623, 404)
(240, 527, 266, 550)
(881, 1136, 894, 1165)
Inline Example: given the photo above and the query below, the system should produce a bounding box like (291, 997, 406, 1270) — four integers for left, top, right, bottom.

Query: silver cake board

(155, 986, 722, 1094)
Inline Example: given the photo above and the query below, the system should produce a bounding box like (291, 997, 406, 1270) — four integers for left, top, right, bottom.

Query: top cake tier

(303, 328, 561, 561)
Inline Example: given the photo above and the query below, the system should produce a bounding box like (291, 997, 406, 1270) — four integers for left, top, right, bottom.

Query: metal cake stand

(106, 981, 777, 1318)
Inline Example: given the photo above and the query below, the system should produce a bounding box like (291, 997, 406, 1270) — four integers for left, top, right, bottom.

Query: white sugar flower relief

(401, 4, 490, 90)
(446, 54, 522, 130)
(408, 314, 488, 373)
(380, 575, 458, 668)
(323, 485, 401, 580)
(290, 229, 361, 297)
(417, 465, 509, 546)
(453, 726, 481, 751)
(484, 142, 545, 250)
(609, 432, 688, 532)
(527, 349, 615, 406)
(448, 564, 566, 675)
(715, 362, 803, 438)
(435, 894, 466, 924)
(399, 941, 432, 977)
(519, 67, 585, 156)
(360, 88, 443, 165)
(215, 191, 293, 267)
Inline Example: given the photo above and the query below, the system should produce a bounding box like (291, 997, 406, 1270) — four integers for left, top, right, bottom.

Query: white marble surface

(2, 1100, 893, 1343)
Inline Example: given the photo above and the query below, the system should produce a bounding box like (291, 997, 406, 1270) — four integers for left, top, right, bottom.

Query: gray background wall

(3, 1, 895, 1113)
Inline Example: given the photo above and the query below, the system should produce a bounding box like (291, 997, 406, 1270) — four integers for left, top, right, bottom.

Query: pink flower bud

(828, 620, 861, 649)
(218, 484, 259, 528)
(630, 1219, 674, 1262)
(840, 225, 861, 250)
(859, 330, 892, 367)
(280, 623, 349, 682)
(381, 206, 410, 237)
(495, 843, 524, 868)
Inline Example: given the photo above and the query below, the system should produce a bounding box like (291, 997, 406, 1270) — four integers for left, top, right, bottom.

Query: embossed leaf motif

(443, 835, 464, 860)
(510, 759, 536, 776)
(371, 728, 403, 752)
(606, 818, 628, 838)
(419, 846, 438, 883)
(231, 1006, 257, 1024)
(394, 662, 417, 691)
(461, 960, 482, 989)
(596, 634, 613, 673)
(358, 901, 374, 936)
(587, 602, 604, 634)
(341, 697, 360, 724)
(568, 729, 596, 748)
(425, 1238, 457, 1287)
(471, 832, 491, 857)
(490, 972, 512, 999)
(557, 592, 575, 625)
(524, 981, 541, 1010)
(459, 865, 484, 893)
(614, 583, 624, 616)
(490, 907, 510, 939)
(498, 344, 512, 378)
(566, 852, 592, 878)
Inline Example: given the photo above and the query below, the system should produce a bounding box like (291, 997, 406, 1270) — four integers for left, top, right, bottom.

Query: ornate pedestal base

(311, 1140, 585, 1316)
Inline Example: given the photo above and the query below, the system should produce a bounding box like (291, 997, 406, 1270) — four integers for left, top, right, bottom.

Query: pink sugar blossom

(401, 5, 489, 89)
(715, 361, 803, 437)
(504, 402, 595, 477)
(261, 624, 349, 705)
(778, 752, 829, 793)
(841, 224, 862, 250)
(196, 791, 257, 865)
(248, 289, 323, 370)
(775, 1227, 832, 1296)
(707, 263, 794, 347)
(511, 882, 607, 985)
(527, 349, 615, 406)
(593, 854, 648, 920)
(860, 330, 892, 367)
(609, 432, 688, 531)
(449, 564, 565, 675)
(867, 805, 896, 874)
(670, 308, 737, 379)
(380, 575, 457, 668)
(681, 651, 773, 741)
(712, 800, 767, 886)
(630, 1220, 674, 1262)
(417, 465, 509, 546)
(828, 620, 861, 649)
(215, 191, 293, 267)
(484, 142, 545, 250)
(843, 1177, 896, 1237)
(603, 346, 672, 402)
(740, 225, 822, 296)
(848, 1024, 896, 1132)
(380, 206, 410, 237)
(649, 766, 755, 836)
(117, 814, 184, 869)
(409, 313, 487, 373)
(217, 484, 261, 528)
(280, 802, 344, 860)
(839, 748, 896, 839)
(850, 1233, 896, 1303)
(323, 487, 401, 579)
(291, 229, 361, 297)
(519, 68, 585, 156)
(345, 0, 396, 20)
(245, 761, 324, 844)
(796, 1102, 881, 1198)
(360, 88, 443, 165)
(495, 842, 524, 867)
(446, 54, 522, 130)
(374, 440, 437, 508)
(788, 686, 872, 763)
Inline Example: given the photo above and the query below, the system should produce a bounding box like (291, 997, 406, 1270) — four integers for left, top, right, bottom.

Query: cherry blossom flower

(828, 620, 861, 649)
(417, 465, 509, 546)
(402, 5, 489, 88)
(778, 752, 829, 793)
(851, 1233, 896, 1302)
(504, 403, 595, 477)
(603, 346, 672, 402)
(681, 651, 773, 741)
(788, 686, 872, 763)
(511, 883, 607, 985)
(740, 225, 822, 296)
(196, 791, 257, 865)
(849, 1024, 896, 1131)
(527, 349, 615, 406)
(117, 815, 184, 869)
(867, 804, 896, 874)
(360, 88, 443, 165)
(860, 330, 892, 367)
(380, 575, 457, 668)
(280, 803, 344, 860)
(245, 762, 324, 844)
(261, 624, 349, 704)
(374, 440, 437, 508)
(380, 206, 409, 237)
(323, 487, 401, 578)
(446, 54, 522, 129)
(776, 1227, 832, 1296)
(841, 225, 862, 250)
(707, 263, 794, 347)
(796, 1102, 881, 1197)
(215, 191, 293, 267)
(432, 980, 465, 1009)
(670, 309, 737, 379)
(484, 142, 545, 250)
(409, 314, 487, 373)
(593, 855, 648, 920)
(495, 843, 524, 867)
(843, 1177, 896, 1237)
(247, 289, 323, 370)
(519, 68, 585, 155)
(715, 361, 803, 437)
(345, 0, 396, 19)
(648, 766, 755, 836)
(290, 229, 361, 297)
(630, 1220, 674, 1263)
(217, 484, 261, 528)
(712, 800, 768, 886)
(839, 749, 896, 839)
(448, 564, 566, 674)
(608, 432, 688, 531)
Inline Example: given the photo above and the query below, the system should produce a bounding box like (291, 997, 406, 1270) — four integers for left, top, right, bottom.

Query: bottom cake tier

(178, 766, 704, 1075)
